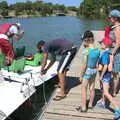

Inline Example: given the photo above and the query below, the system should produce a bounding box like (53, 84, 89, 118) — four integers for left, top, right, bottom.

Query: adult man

(0, 22, 24, 65)
(39, 38, 77, 100)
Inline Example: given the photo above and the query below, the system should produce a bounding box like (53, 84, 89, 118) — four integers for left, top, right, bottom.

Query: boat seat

(4, 57, 26, 73)
(25, 53, 43, 66)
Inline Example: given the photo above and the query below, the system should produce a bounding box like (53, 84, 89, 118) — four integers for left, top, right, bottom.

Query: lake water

(1, 16, 106, 120)
(0, 16, 106, 55)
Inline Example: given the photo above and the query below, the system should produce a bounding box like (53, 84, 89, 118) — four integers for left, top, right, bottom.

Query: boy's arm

(108, 54, 113, 72)
(100, 65, 108, 80)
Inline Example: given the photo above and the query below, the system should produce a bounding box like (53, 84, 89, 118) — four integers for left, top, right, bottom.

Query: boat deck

(42, 31, 120, 120)
(0, 61, 58, 120)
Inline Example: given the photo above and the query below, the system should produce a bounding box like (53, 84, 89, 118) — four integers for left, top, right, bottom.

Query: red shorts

(0, 38, 15, 60)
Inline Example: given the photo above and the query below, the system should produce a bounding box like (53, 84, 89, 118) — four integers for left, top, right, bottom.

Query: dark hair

(37, 40, 45, 53)
(81, 30, 94, 40)
(83, 37, 94, 43)
(37, 40, 45, 47)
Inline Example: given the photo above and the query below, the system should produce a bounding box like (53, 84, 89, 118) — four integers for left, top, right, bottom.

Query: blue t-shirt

(83, 48, 100, 68)
(99, 50, 111, 83)
(99, 49, 111, 81)
(99, 49, 111, 65)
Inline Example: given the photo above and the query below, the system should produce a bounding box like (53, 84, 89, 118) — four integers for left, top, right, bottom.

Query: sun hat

(81, 30, 94, 40)
(101, 37, 112, 45)
(110, 9, 120, 18)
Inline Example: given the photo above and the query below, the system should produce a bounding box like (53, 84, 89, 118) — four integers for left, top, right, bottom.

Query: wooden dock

(42, 31, 120, 120)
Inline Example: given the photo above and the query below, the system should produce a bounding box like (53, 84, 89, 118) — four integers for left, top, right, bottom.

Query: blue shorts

(99, 71, 111, 83)
(83, 68, 97, 80)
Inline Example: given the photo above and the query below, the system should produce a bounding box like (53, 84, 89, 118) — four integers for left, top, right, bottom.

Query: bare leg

(55, 71, 67, 89)
(98, 81, 105, 104)
(81, 78, 89, 109)
(103, 83, 119, 110)
(57, 72, 66, 96)
(113, 73, 119, 96)
(88, 78, 95, 107)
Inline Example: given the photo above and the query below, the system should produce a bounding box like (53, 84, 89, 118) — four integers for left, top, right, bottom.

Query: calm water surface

(0, 16, 105, 55)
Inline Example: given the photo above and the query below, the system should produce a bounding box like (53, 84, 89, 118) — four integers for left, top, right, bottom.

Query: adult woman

(109, 10, 120, 97)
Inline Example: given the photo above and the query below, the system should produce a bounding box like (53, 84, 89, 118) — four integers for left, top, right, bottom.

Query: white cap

(16, 22, 21, 27)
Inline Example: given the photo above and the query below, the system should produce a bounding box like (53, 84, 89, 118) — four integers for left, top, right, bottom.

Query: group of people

(77, 9, 120, 120)
(37, 9, 120, 120)
(0, 9, 120, 120)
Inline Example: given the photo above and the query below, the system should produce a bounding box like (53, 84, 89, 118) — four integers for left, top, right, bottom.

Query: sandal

(53, 95, 66, 101)
(88, 104, 93, 109)
(75, 106, 87, 112)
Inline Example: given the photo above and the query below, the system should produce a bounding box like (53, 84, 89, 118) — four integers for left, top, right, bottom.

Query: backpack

(0, 23, 12, 34)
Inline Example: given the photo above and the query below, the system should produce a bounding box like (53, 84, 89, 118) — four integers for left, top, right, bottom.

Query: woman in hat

(108, 10, 120, 98)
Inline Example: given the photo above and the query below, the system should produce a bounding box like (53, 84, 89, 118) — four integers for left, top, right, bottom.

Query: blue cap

(110, 9, 120, 18)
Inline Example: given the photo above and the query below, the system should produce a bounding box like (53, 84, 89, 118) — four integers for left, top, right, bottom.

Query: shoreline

(1, 11, 77, 19)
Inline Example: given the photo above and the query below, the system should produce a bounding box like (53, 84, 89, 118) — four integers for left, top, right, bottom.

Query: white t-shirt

(0, 25, 19, 40)
(9, 25, 19, 35)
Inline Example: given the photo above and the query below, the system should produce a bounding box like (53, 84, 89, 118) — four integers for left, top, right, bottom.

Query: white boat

(0, 61, 58, 120)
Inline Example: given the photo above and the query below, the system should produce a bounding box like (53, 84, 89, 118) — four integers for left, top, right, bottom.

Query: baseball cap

(110, 9, 120, 18)
(16, 22, 21, 27)
(101, 37, 112, 45)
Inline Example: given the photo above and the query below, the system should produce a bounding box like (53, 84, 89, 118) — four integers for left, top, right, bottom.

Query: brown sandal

(53, 95, 66, 101)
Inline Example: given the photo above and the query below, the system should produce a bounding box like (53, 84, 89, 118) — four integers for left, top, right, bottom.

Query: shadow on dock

(65, 76, 80, 94)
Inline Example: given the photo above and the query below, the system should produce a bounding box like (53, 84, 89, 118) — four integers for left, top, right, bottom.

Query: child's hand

(95, 74, 100, 82)
(79, 77, 83, 83)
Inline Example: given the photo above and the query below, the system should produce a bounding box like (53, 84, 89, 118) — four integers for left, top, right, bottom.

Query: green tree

(13, 2, 25, 16)
(78, 0, 113, 19)
(0, 1, 8, 16)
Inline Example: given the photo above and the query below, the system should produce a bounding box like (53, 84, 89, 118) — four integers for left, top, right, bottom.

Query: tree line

(77, 0, 120, 19)
(0, 1, 78, 17)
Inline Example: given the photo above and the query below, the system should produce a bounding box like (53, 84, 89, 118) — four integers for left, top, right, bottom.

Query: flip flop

(53, 95, 66, 101)
(75, 106, 87, 112)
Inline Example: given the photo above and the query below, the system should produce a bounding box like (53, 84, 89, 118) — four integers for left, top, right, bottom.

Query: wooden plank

(44, 113, 102, 120)
(45, 110, 113, 120)
(46, 104, 114, 114)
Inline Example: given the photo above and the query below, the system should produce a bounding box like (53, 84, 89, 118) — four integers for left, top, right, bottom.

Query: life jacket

(104, 26, 112, 38)
(0, 23, 12, 35)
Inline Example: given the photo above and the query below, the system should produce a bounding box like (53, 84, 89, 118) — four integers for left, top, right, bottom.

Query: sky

(44, 0, 83, 7)
(4, 0, 83, 7)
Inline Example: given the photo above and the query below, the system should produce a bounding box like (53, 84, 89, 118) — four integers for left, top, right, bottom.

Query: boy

(98, 37, 120, 120)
